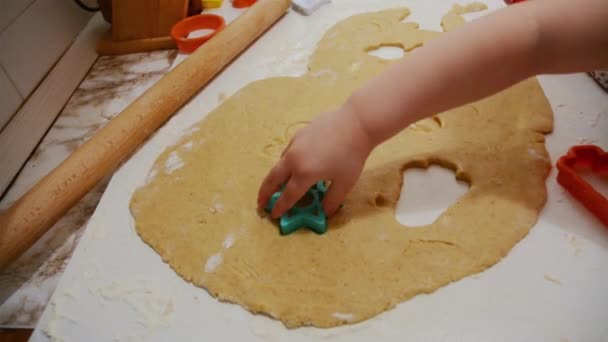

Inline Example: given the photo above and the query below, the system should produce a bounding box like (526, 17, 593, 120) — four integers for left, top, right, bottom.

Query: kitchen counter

(0, 49, 178, 328)
(0, 2, 249, 330)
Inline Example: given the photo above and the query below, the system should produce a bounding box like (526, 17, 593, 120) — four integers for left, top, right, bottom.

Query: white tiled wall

(0, 0, 36, 32)
(0, 66, 23, 130)
(0, 0, 93, 131)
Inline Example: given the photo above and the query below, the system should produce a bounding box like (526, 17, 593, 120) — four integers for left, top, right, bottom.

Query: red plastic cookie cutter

(171, 14, 226, 54)
(556, 145, 608, 226)
(233, 0, 257, 8)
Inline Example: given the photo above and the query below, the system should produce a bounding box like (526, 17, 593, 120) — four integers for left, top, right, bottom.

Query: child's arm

(351, 0, 608, 146)
(258, 0, 608, 218)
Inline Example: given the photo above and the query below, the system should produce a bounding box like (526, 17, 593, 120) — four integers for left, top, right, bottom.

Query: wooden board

(111, 0, 188, 41)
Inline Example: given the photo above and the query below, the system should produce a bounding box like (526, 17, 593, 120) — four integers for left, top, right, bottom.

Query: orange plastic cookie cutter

(171, 14, 226, 54)
(556, 145, 608, 226)
(233, 0, 257, 8)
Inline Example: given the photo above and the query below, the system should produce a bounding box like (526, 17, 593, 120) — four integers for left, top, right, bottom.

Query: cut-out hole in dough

(396, 165, 470, 227)
(367, 45, 405, 60)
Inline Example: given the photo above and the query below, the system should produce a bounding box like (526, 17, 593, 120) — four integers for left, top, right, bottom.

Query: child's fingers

(258, 162, 290, 209)
(322, 180, 352, 217)
(271, 178, 312, 218)
(280, 139, 294, 157)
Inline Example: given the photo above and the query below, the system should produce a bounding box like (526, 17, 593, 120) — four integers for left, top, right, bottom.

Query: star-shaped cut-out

(265, 182, 328, 235)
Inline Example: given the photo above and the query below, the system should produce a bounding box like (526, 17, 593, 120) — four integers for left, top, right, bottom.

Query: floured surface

(130, 5, 553, 328)
(31, 1, 608, 341)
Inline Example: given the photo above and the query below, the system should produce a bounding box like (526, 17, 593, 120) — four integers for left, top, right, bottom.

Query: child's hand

(258, 0, 608, 220)
(257, 105, 374, 218)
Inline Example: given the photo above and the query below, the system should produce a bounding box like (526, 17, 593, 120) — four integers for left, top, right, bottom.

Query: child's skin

(258, 0, 608, 218)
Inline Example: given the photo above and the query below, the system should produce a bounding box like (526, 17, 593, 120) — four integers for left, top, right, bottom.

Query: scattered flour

(348, 61, 362, 72)
(42, 302, 62, 342)
(576, 137, 598, 144)
(209, 203, 224, 214)
(205, 253, 223, 273)
(145, 168, 158, 184)
(311, 68, 338, 83)
(182, 125, 200, 136)
(223, 233, 236, 249)
(97, 279, 175, 329)
(528, 148, 547, 160)
(165, 151, 184, 174)
(182, 141, 194, 150)
(332, 312, 356, 322)
(209, 194, 225, 214)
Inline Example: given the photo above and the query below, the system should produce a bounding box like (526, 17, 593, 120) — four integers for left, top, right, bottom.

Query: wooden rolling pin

(0, 0, 292, 270)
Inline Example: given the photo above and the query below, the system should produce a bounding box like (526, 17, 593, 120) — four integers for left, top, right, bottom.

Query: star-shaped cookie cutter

(265, 181, 328, 235)
(556, 145, 608, 226)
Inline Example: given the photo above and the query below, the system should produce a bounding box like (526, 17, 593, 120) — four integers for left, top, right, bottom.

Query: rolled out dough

(130, 5, 553, 328)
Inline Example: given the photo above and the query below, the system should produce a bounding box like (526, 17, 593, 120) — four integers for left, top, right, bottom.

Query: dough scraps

(130, 5, 553, 328)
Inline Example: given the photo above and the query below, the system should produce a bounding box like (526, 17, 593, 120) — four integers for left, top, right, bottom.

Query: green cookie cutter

(265, 181, 328, 235)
